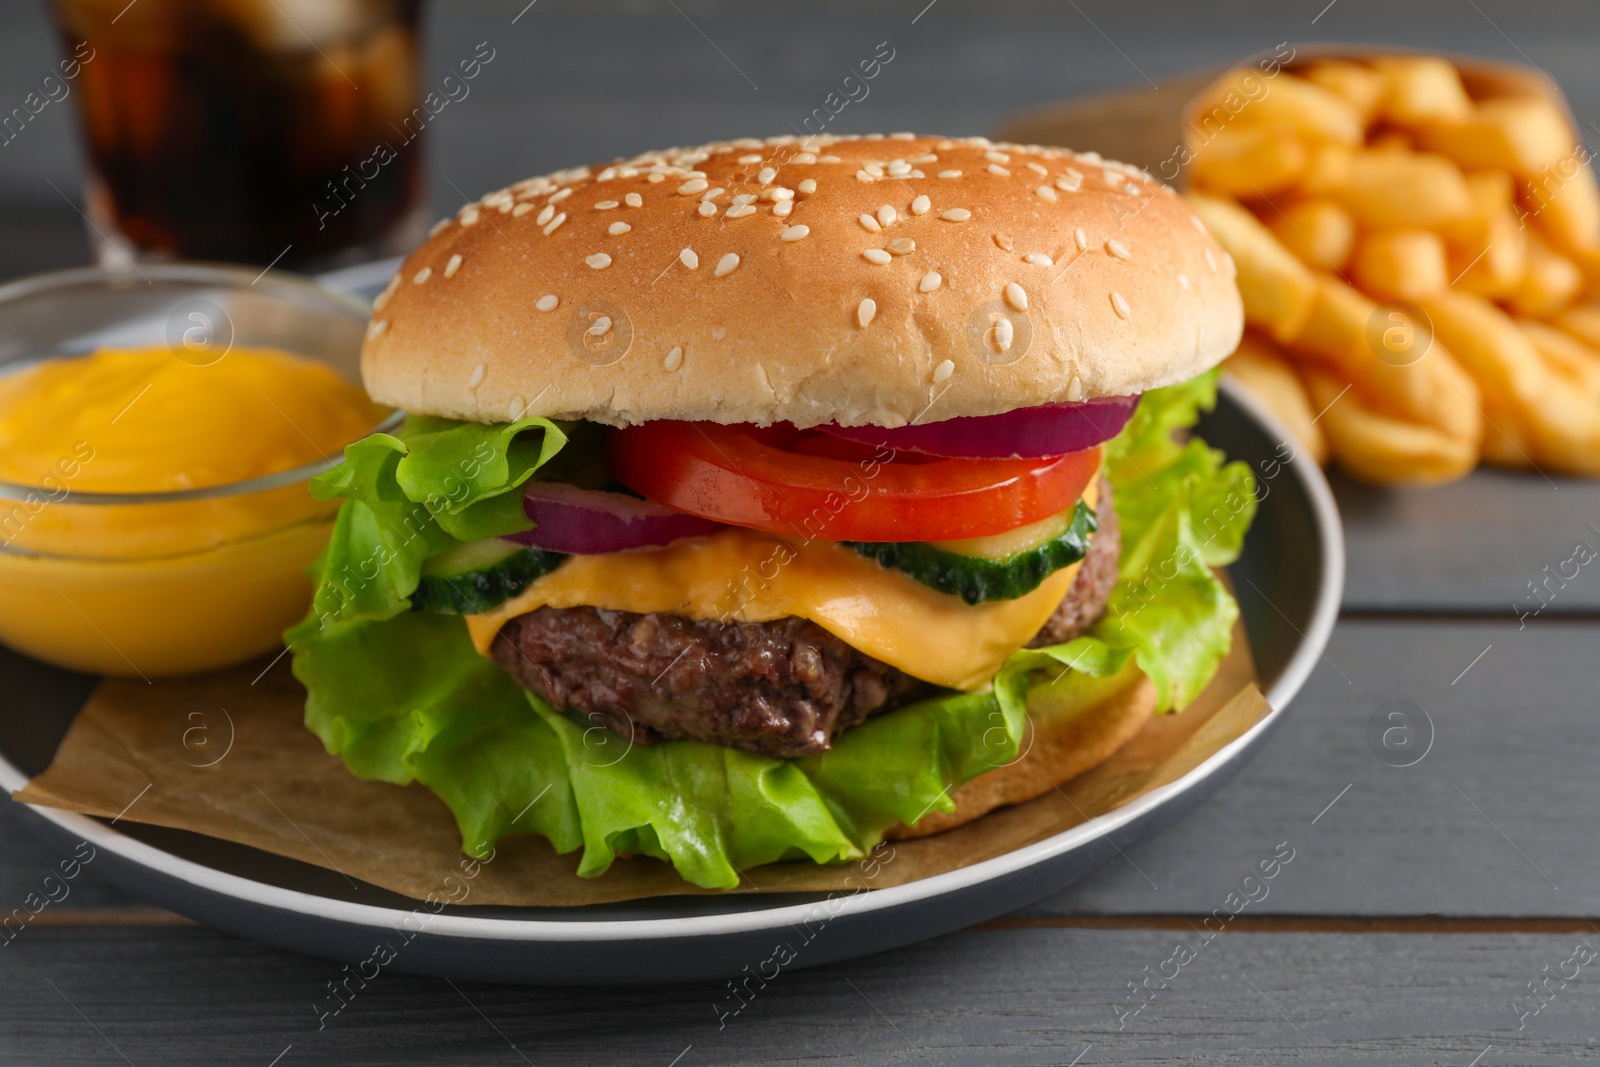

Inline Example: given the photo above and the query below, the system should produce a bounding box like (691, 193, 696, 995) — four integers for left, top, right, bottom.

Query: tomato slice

(607, 422, 1101, 542)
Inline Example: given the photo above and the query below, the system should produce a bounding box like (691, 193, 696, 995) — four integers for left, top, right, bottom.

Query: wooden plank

(1031, 618, 1600, 918)
(3, 924, 1598, 1064)
(1335, 471, 1600, 613)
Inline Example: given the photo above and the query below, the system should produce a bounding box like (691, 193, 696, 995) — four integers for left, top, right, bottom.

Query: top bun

(362, 133, 1242, 428)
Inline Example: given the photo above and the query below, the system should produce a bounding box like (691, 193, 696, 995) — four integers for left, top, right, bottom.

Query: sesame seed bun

(361, 133, 1243, 428)
(887, 667, 1156, 840)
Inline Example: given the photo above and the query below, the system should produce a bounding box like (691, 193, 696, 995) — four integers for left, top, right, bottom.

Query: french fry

(1224, 333, 1329, 463)
(1505, 231, 1583, 318)
(1521, 159, 1600, 256)
(1302, 367, 1478, 484)
(1413, 97, 1576, 175)
(1352, 230, 1449, 301)
(1518, 319, 1600, 400)
(1301, 145, 1473, 228)
(1192, 68, 1364, 146)
(1265, 198, 1356, 271)
(1551, 304, 1600, 349)
(1371, 56, 1474, 126)
(1186, 192, 1316, 341)
(1300, 60, 1385, 126)
(1440, 171, 1527, 298)
(1189, 126, 1309, 199)
(1421, 289, 1600, 473)
(1288, 274, 1480, 443)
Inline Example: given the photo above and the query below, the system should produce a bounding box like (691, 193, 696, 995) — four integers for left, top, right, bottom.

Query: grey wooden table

(4, 1, 1600, 1063)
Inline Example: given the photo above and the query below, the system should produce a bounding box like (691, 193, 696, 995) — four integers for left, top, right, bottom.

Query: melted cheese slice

(468, 481, 1096, 692)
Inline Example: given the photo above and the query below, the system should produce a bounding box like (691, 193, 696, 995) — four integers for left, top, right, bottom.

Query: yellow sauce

(0, 346, 386, 676)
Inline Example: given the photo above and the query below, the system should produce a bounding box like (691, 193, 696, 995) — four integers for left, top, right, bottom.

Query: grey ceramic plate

(0, 260, 1343, 985)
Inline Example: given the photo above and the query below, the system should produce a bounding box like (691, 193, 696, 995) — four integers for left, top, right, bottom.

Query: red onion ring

(502, 482, 727, 554)
(818, 395, 1139, 459)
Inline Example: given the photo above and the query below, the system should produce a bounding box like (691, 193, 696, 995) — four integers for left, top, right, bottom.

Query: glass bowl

(0, 263, 399, 677)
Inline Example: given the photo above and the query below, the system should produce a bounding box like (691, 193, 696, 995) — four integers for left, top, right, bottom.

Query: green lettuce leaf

(286, 372, 1255, 889)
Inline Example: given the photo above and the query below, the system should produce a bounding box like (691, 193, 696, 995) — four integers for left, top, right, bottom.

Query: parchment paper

(12, 619, 1264, 906)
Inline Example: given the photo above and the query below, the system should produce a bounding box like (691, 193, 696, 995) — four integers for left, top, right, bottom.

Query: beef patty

(490, 477, 1120, 758)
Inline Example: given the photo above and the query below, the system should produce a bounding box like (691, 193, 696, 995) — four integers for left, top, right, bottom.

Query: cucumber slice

(413, 539, 567, 615)
(844, 500, 1097, 605)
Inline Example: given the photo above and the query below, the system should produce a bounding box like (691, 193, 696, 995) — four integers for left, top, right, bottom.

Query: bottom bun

(887, 667, 1157, 840)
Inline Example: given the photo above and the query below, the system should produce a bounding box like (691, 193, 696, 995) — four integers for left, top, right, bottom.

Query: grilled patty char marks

(489, 479, 1120, 758)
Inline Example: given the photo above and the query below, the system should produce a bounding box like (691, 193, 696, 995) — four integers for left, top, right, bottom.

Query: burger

(287, 133, 1254, 890)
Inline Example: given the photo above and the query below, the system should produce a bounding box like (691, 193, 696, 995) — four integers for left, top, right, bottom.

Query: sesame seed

(738, 154, 764, 164)
(1204, 248, 1218, 273)
(820, 154, 842, 164)
(940, 208, 972, 222)
(698, 202, 718, 217)
(769, 187, 795, 200)
(712, 326, 726, 341)
(866, 162, 886, 177)
(933, 359, 955, 383)
(647, 172, 665, 183)
(413, 266, 432, 284)
(595, 200, 620, 210)
(678, 178, 709, 195)
(794, 153, 817, 165)
(366, 319, 387, 340)
(1106, 239, 1132, 261)
(1056, 174, 1082, 193)
(460, 207, 480, 227)
(726, 205, 757, 219)
(857, 298, 877, 328)
(536, 205, 555, 226)
(773, 200, 794, 217)
(702, 187, 725, 201)
(757, 167, 777, 185)
(468, 362, 486, 388)
(1178, 272, 1190, 290)
(680, 248, 700, 269)
(1103, 170, 1121, 186)
(512, 203, 534, 217)
(444, 254, 462, 278)
(373, 275, 399, 311)
(625, 192, 643, 207)
(664, 345, 684, 371)
(714, 252, 740, 277)
(586, 253, 612, 270)
(428, 218, 451, 236)
(509, 397, 526, 421)
(543, 212, 568, 235)
(1026, 161, 1048, 176)
(1190, 215, 1207, 235)
(888, 238, 916, 256)
(798, 179, 817, 195)
(1004, 282, 1028, 311)
(910, 153, 938, 164)
(918, 270, 942, 293)
(878, 205, 897, 227)
(1035, 185, 1059, 203)
(1024, 253, 1053, 267)
(888, 161, 912, 177)
(993, 233, 1013, 252)
(1124, 182, 1141, 196)
(732, 193, 757, 206)
(549, 188, 573, 203)
(1111, 291, 1130, 318)
(609, 221, 632, 235)
(856, 170, 876, 182)
(536, 294, 559, 312)
(991, 318, 1014, 353)
(987, 164, 1011, 178)
(863, 248, 893, 265)
(984, 150, 1011, 164)
(938, 170, 963, 179)
(860, 214, 882, 233)
(910, 194, 931, 215)
(588, 315, 613, 336)
(1074, 227, 1088, 252)
(780, 224, 810, 242)
(1067, 375, 1084, 402)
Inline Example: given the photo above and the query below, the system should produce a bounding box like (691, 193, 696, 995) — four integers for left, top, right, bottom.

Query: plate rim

(0, 358, 1343, 945)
